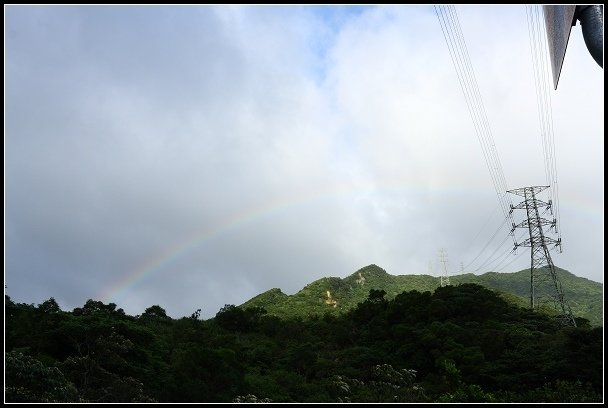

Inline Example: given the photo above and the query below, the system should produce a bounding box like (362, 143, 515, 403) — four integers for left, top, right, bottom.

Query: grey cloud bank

(5, 5, 603, 319)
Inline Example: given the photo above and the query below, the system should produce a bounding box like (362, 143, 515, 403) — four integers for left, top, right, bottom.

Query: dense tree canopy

(4, 283, 602, 402)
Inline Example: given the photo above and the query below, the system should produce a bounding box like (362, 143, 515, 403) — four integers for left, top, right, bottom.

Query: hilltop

(241, 264, 602, 326)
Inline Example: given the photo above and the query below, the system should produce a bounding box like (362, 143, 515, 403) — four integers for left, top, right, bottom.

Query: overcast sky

(5, 5, 603, 319)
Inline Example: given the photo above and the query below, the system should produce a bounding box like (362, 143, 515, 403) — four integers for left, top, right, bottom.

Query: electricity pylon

(507, 186, 576, 327)
(439, 248, 450, 287)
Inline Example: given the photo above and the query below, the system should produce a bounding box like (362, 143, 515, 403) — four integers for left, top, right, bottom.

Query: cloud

(5, 5, 603, 319)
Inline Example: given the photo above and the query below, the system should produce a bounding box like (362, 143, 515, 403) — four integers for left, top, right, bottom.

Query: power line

(439, 248, 450, 286)
(462, 215, 509, 271)
(460, 193, 503, 254)
(491, 231, 528, 271)
(434, 5, 517, 249)
(435, 6, 568, 281)
(508, 186, 575, 326)
(485, 247, 516, 272)
(526, 5, 563, 250)
(496, 245, 528, 272)
(473, 232, 513, 273)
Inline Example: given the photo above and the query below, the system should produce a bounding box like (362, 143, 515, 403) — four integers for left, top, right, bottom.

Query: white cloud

(6, 5, 602, 319)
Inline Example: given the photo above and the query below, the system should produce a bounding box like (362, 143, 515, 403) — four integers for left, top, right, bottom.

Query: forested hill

(241, 264, 603, 326)
(5, 283, 602, 402)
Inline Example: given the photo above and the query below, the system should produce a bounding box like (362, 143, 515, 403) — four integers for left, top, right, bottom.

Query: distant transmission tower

(439, 248, 450, 287)
(507, 186, 576, 327)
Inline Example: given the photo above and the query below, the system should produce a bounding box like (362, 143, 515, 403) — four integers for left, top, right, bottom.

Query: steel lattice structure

(507, 186, 576, 327)
(439, 248, 450, 287)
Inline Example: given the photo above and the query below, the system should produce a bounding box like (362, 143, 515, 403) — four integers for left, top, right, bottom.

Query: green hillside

(6, 283, 603, 403)
(241, 264, 603, 326)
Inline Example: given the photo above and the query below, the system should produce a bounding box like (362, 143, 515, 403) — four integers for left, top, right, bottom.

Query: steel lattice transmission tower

(507, 186, 576, 327)
(439, 248, 450, 287)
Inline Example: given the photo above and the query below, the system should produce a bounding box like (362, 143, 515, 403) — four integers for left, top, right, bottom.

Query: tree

(215, 304, 249, 331)
(165, 345, 245, 402)
(38, 297, 61, 314)
(5, 351, 79, 402)
(367, 289, 387, 303)
(73, 299, 125, 316)
(141, 305, 169, 320)
(59, 324, 155, 402)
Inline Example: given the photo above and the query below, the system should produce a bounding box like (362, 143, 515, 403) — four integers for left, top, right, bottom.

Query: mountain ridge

(240, 264, 603, 326)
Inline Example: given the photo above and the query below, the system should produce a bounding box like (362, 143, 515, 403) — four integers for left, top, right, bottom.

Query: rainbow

(99, 180, 426, 304)
(99, 181, 600, 304)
